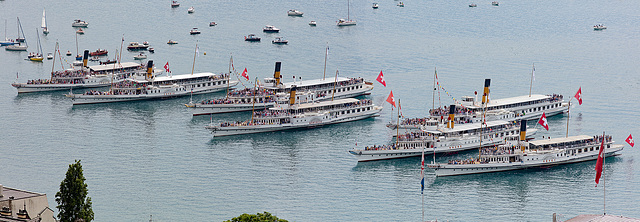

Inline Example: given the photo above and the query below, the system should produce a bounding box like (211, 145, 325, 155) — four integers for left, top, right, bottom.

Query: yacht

(206, 98, 382, 137)
(593, 24, 607, 30)
(71, 19, 89, 27)
(167, 40, 178, 45)
(272, 37, 288, 44)
(127, 42, 149, 50)
(190, 27, 201, 35)
(187, 6, 195, 13)
(244, 34, 261, 42)
(469, 3, 477, 7)
(309, 21, 317, 26)
(287, 9, 304, 16)
(492, 1, 499, 6)
(428, 133, 624, 177)
(133, 53, 147, 60)
(263, 25, 280, 33)
(171, 0, 180, 7)
(373, 3, 379, 9)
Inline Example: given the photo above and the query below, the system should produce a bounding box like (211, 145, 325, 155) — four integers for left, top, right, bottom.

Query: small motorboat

(309, 21, 317, 26)
(100, 59, 116, 65)
(71, 19, 89, 27)
(272, 37, 288, 44)
(263, 25, 280, 33)
(209, 21, 217, 26)
(89, 56, 100, 61)
(373, 3, 379, 9)
(287, 9, 303, 16)
(171, 0, 180, 7)
(66, 51, 72, 56)
(469, 3, 477, 7)
(72, 61, 83, 66)
(244, 34, 261, 42)
(190, 27, 201, 35)
(47, 53, 53, 60)
(492, 1, 499, 6)
(167, 40, 178, 44)
(134, 53, 147, 60)
(127, 42, 149, 50)
(187, 6, 195, 13)
(149, 48, 155, 53)
(76, 28, 85, 34)
(593, 24, 607, 30)
(89, 49, 108, 56)
(75, 55, 82, 61)
(397, 2, 404, 7)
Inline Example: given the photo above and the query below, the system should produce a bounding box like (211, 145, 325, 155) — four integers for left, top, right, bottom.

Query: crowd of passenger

(481, 146, 516, 155)
(428, 106, 473, 116)
(337, 77, 364, 86)
(363, 144, 398, 151)
(448, 158, 479, 165)
(199, 97, 276, 105)
(547, 94, 563, 102)
(400, 117, 432, 126)
(228, 88, 275, 97)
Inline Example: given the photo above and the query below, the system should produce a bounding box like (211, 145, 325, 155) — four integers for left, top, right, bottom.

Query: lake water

(1, 0, 639, 221)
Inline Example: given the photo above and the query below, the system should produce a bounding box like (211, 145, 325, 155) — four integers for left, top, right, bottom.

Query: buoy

(204, 52, 206, 55)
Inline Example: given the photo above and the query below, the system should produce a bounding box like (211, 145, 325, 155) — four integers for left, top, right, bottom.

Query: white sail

(41, 9, 46, 28)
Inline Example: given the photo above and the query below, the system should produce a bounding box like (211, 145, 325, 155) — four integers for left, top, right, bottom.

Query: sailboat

(337, 0, 356, 26)
(42, 8, 49, 35)
(1, 20, 17, 46)
(5, 17, 28, 51)
(28, 29, 44, 61)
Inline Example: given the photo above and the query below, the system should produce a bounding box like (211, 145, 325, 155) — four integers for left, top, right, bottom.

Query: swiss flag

(164, 62, 170, 73)
(241, 68, 249, 80)
(595, 133, 606, 186)
(386, 91, 396, 108)
(376, 71, 386, 87)
(538, 112, 549, 131)
(574, 87, 582, 105)
(626, 134, 634, 147)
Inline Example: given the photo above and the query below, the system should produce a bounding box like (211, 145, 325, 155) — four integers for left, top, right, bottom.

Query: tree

(55, 160, 94, 222)
(224, 211, 288, 222)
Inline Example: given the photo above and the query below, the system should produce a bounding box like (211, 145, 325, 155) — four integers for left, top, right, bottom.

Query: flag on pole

(595, 133, 606, 186)
(574, 87, 582, 105)
(376, 71, 386, 87)
(420, 148, 425, 194)
(386, 91, 396, 108)
(241, 68, 249, 80)
(538, 112, 549, 131)
(164, 62, 171, 73)
(626, 134, 634, 147)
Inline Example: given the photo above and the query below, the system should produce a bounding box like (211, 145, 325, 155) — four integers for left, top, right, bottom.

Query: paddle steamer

(65, 60, 238, 105)
(205, 93, 382, 137)
(185, 62, 374, 115)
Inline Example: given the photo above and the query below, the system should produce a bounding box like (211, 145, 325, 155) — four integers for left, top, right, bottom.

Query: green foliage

(224, 211, 288, 222)
(55, 160, 94, 222)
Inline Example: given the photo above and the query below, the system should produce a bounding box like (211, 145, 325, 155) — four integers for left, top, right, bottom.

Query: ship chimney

(0, 184, 3, 197)
(520, 120, 527, 152)
(82, 50, 89, 67)
(274, 62, 282, 86)
(146, 60, 154, 80)
(447, 105, 455, 129)
(482, 79, 491, 105)
(289, 85, 297, 105)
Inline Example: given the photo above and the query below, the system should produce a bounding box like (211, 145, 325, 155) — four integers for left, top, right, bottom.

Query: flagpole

(602, 131, 606, 215)
(332, 69, 338, 101)
(323, 43, 328, 80)
(432, 67, 436, 114)
(566, 96, 573, 138)
(251, 77, 258, 124)
(396, 99, 400, 148)
(227, 54, 232, 99)
(529, 63, 534, 97)
(422, 146, 425, 222)
(191, 41, 198, 75)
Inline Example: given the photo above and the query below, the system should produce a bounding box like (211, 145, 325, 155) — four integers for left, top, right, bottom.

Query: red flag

(376, 71, 386, 87)
(241, 68, 249, 80)
(626, 134, 634, 147)
(538, 112, 549, 131)
(386, 91, 396, 108)
(574, 87, 582, 105)
(595, 133, 605, 186)
(164, 62, 170, 73)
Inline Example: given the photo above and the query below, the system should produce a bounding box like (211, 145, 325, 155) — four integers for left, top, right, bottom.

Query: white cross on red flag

(595, 132, 605, 186)
(241, 68, 249, 80)
(164, 62, 170, 73)
(574, 87, 582, 105)
(386, 91, 396, 108)
(626, 134, 634, 147)
(538, 112, 549, 131)
(376, 71, 386, 87)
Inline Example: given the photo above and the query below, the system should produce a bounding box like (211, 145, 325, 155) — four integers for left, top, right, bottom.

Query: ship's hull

(428, 145, 623, 177)
(207, 107, 381, 137)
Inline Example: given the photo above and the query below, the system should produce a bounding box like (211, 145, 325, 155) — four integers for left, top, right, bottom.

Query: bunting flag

(376, 71, 386, 87)
(386, 91, 396, 108)
(241, 68, 249, 80)
(538, 112, 549, 131)
(626, 134, 634, 147)
(164, 62, 171, 73)
(595, 133, 606, 186)
(574, 87, 582, 105)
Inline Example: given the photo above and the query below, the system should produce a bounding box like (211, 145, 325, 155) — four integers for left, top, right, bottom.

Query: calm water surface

(1, 0, 639, 221)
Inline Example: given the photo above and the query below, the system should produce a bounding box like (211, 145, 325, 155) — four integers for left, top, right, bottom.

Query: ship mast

(191, 41, 198, 75)
(251, 77, 258, 123)
(322, 43, 328, 80)
(50, 42, 58, 79)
